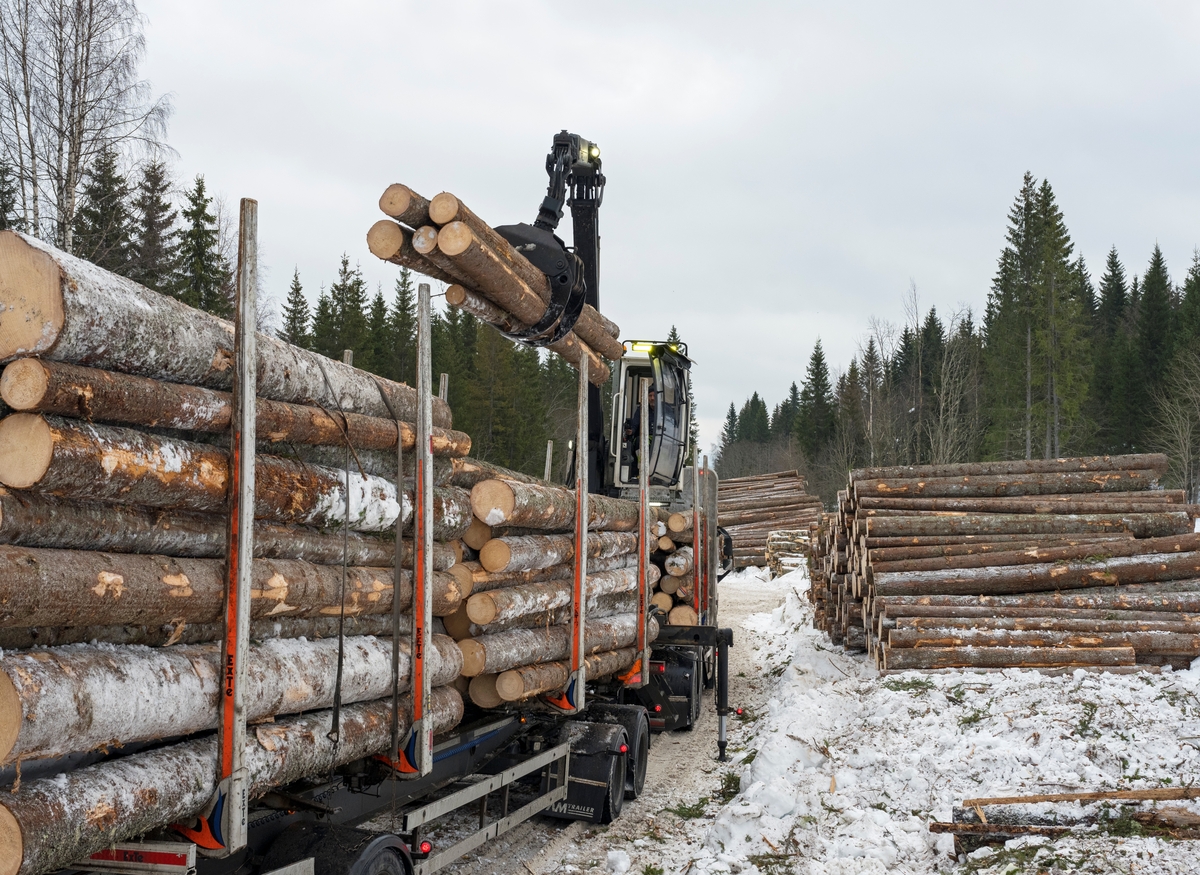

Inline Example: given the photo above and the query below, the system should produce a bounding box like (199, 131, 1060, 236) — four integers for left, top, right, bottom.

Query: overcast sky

(138, 1, 1200, 454)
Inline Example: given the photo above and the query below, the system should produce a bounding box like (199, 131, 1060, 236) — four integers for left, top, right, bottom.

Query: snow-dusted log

(465, 565, 658, 626)
(0, 231, 451, 426)
(470, 479, 639, 531)
(0, 689, 463, 875)
(862, 512, 1191, 539)
(665, 545, 694, 577)
(458, 614, 658, 676)
(0, 359, 471, 456)
(879, 645, 1135, 671)
(0, 546, 464, 628)
(478, 531, 638, 573)
(443, 591, 638, 640)
(0, 634, 462, 763)
(0, 415, 472, 536)
(0, 614, 397, 651)
(494, 648, 639, 702)
(0, 490, 456, 568)
(667, 510, 692, 533)
(853, 470, 1162, 499)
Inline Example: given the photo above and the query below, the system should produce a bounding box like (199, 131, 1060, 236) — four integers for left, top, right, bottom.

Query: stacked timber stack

(445, 471, 679, 710)
(366, 184, 623, 385)
(766, 530, 811, 577)
(809, 454, 1200, 674)
(0, 230, 474, 875)
(717, 470, 823, 568)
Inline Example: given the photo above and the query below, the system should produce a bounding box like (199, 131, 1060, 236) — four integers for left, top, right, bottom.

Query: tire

(358, 849, 407, 875)
(702, 645, 716, 690)
(682, 649, 702, 731)
(625, 714, 650, 799)
(600, 751, 627, 823)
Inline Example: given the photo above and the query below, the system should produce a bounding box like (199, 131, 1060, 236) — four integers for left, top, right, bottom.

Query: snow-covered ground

(515, 566, 1200, 875)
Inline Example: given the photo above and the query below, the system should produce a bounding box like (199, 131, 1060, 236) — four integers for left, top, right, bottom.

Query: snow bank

(689, 566, 1200, 874)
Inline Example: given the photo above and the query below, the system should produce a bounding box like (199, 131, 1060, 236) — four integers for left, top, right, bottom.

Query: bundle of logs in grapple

(0, 229, 486, 875)
(446, 473, 703, 710)
(809, 454, 1200, 674)
(718, 470, 823, 568)
(366, 184, 624, 384)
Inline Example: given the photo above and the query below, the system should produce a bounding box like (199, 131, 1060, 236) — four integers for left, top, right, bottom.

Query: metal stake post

(216, 198, 257, 854)
(565, 356, 588, 711)
(404, 283, 435, 775)
(633, 377, 650, 684)
(692, 450, 702, 618)
(544, 440, 554, 482)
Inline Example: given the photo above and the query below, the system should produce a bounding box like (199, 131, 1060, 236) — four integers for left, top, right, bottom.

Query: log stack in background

(367, 184, 623, 385)
(766, 530, 812, 577)
(0, 230, 477, 875)
(807, 454, 1200, 673)
(717, 470, 822, 569)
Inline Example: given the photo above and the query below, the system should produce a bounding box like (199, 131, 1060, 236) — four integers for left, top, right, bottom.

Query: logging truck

(23, 134, 734, 875)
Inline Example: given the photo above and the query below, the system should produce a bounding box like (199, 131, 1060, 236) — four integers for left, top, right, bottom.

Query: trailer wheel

(681, 649, 702, 731)
(358, 849, 407, 875)
(625, 712, 650, 799)
(600, 750, 627, 824)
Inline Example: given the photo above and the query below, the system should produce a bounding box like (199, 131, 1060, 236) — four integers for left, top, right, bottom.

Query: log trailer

(44, 134, 734, 875)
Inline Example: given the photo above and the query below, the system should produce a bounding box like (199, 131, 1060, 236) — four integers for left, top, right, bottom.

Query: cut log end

(445, 284, 468, 307)
(494, 670, 526, 702)
(462, 517, 492, 551)
(0, 232, 64, 360)
(379, 184, 415, 219)
(442, 602, 472, 640)
(436, 221, 473, 258)
(412, 226, 440, 256)
(668, 605, 698, 626)
(478, 539, 512, 573)
(0, 669, 18, 765)
(466, 593, 498, 626)
(470, 480, 516, 527)
(0, 413, 53, 488)
(366, 220, 406, 260)
(428, 192, 462, 226)
(468, 673, 503, 708)
(448, 563, 474, 599)
(651, 592, 674, 612)
(458, 638, 485, 677)
(0, 358, 49, 411)
(0, 804, 19, 875)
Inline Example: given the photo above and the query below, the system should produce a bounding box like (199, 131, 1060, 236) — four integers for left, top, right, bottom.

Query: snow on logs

(716, 470, 822, 568)
(470, 478, 639, 530)
(808, 453, 1200, 672)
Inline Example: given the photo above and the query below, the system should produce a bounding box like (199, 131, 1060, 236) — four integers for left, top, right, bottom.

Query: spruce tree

(72, 147, 133, 272)
(1178, 250, 1200, 352)
(796, 340, 835, 462)
(310, 286, 336, 358)
(1096, 247, 1128, 337)
(0, 161, 20, 231)
(1137, 245, 1174, 397)
(176, 176, 232, 316)
(325, 255, 369, 361)
(364, 285, 390, 375)
(388, 269, 417, 385)
(736, 393, 770, 443)
(720, 403, 739, 449)
(1091, 248, 1130, 452)
(128, 161, 180, 293)
(277, 269, 310, 348)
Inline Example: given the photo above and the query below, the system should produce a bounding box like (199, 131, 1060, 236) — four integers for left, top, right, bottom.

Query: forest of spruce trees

(717, 172, 1200, 506)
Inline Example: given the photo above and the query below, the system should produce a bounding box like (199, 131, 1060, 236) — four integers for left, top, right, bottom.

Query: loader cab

(609, 340, 692, 493)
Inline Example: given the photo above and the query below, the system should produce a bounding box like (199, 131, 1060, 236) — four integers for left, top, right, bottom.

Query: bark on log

(872, 586, 1200, 613)
(0, 415, 473, 536)
(465, 565, 656, 626)
(0, 634, 462, 763)
(668, 605, 698, 626)
(892, 616, 1200, 633)
(278, 443, 454, 483)
(886, 627, 1200, 652)
(494, 648, 639, 702)
(366, 221, 463, 286)
(444, 590, 637, 639)
(471, 479, 639, 531)
(850, 454, 1170, 482)
(0, 689, 463, 875)
(665, 546, 694, 577)
(871, 551, 1200, 598)
(880, 645, 1136, 671)
(862, 512, 1189, 539)
(855, 494, 1186, 514)
(0, 491, 455, 569)
(864, 536, 1138, 565)
(854, 470, 1161, 499)
(478, 531, 638, 573)
(378, 184, 433, 228)
(862, 533, 1133, 549)
(0, 231, 451, 426)
(458, 614, 658, 676)
(0, 614, 399, 651)
(0, 359, 470, 456)
(0, 546, 464, 628)
(450, 457, 546, 489)
(870, 533, 1200, 574)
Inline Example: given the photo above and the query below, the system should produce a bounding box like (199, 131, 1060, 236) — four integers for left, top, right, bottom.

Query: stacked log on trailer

(366, 185, 624, 384)
(448, 473, 682, 709)
(807, 454, 1200, 673)
(0, 231, 477, 875)
(717, 470, 822, 568)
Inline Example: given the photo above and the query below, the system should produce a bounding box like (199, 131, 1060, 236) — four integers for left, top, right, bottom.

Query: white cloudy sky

(138, 1, 1200, 453)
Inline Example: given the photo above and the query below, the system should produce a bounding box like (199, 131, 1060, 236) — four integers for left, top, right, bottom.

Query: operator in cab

(625, 386, 657, 479)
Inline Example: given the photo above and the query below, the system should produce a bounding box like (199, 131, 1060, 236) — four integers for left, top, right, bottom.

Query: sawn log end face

(0, 414, 53, 488)
(0, 669, 18, 766)
(0, 359, 49, 411)
(378, 184, 415, 219)
(428, 192, 461, 226)
(0, 803, 20, 875)
(366, 221, 405, 260)
(0, 232, 63, 361)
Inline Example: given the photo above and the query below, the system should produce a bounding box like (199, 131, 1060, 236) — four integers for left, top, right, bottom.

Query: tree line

(717, 171, 1200, 504)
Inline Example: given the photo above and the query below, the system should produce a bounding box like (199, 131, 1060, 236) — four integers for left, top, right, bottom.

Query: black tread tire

(359, 850, 406, 875)
(600, 752, 627, 823)
(682, 648, 702, 731)
(625, 714, 650, 799)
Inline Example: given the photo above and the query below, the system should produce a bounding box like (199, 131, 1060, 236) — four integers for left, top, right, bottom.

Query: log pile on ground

(367, 184, 623, 385)
(717, 470, 822, 568)
(452, 471, 671, 708)
(808, 454, 1200, 673)
(766, 530, 811, 577)
(0, 231, 480, 875)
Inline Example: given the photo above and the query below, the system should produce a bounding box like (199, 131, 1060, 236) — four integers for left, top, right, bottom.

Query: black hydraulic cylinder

(716, 628, 733, 761)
